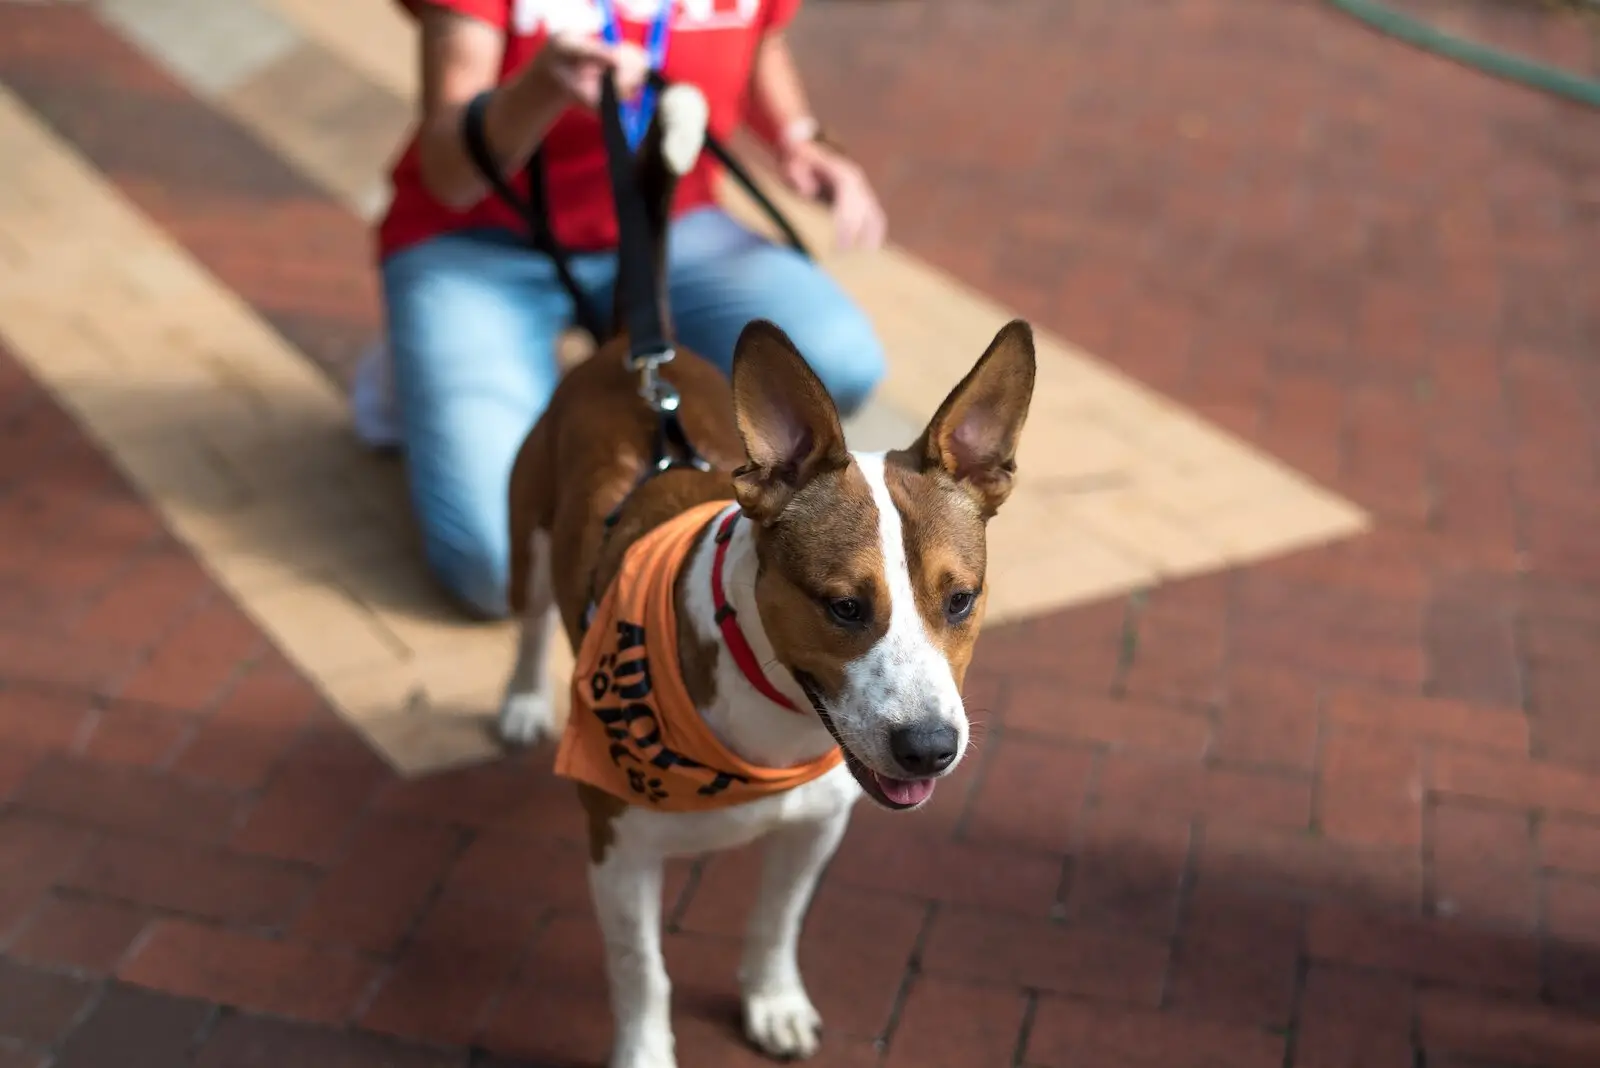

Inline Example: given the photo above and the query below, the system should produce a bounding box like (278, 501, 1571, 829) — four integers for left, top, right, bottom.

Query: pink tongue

(872, 773, 936, 807)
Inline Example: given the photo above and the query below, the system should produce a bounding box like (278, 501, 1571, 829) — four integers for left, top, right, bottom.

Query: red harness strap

(710, 509, 803, 715)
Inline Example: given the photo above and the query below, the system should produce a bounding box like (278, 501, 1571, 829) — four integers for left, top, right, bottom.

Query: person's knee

(787, 306, 886, 418)
(424, 536, 511, 621)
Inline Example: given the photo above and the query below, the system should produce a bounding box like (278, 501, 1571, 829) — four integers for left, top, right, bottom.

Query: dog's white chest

(615, 763, 860, 858)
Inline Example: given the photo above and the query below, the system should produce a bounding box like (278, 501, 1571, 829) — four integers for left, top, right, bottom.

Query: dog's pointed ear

(731, 319, 850, 523)
(911, 319, 1036, 518)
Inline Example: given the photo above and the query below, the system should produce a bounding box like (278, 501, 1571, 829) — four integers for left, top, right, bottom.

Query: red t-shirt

(378, 0, 799, 260)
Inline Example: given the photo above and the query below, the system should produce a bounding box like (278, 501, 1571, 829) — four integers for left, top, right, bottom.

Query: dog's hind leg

(739, 807, 850, 1060)
(498, 527, 556, 745)
(499, 424, 558, 746)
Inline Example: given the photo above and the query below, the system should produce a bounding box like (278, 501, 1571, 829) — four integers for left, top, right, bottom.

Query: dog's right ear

(910, 318, 1036, 518)
(731, 320, 850, 523)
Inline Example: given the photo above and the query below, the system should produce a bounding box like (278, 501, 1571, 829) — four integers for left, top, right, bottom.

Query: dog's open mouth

(794, 673, 938, 811)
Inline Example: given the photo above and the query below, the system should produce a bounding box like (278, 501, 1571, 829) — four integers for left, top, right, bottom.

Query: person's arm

(413, 4, 571, 210)
(743, 26, 886, 250)
(743, 31, 820, 161)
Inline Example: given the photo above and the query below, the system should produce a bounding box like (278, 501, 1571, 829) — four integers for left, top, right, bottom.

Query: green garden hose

(1324, 0, 1600, 107)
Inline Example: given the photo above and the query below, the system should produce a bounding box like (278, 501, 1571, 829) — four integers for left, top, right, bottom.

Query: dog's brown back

(505, 91, 744, 646)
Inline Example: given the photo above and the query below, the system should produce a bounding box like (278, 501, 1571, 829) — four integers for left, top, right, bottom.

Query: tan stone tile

(1198, 490, 1370, 565)
(0, 311, 122, 380)
(404, 640, 518, 709)
(110, 239, 228, 306)
(179, 515, 402, 599)
(1028, 347, 1149, 412)
(435, 627, 571, 730)
(983, 495, 1155, 624)
(1132, 453, 1310, 517)
(200, 417, 375, 502)
(246, 580, 407, 680)
(985, 526, 1154, 624)
(0, 238, 122, 304)
(170, 473, 374, 545)
(356, 714, 506, 778)
(1056, 486, 1232, 578)
(224, 41, 412, 212)
(1093, 397, 1266, 475)
(265, 0, 419, 99)
(335, 554, 490, 657)
(106, 436, 256, 515)
(99, 0, 302, 98)
(201, 550, 331, 599)
(56, 380, 273, 450)
(329, 638, 505, 722)
(1016, 416, 1139, 490)
(325, 628, 574, 774)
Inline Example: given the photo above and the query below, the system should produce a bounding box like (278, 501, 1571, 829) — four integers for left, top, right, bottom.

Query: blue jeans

(382, 206, 886, 619)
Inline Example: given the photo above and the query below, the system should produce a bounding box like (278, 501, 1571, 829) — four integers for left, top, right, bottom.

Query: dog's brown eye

(945, 590, 976, 623)
(827, 597, 865, 625)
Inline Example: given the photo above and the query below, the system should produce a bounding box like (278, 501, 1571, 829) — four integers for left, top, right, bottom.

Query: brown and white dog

(496, 83, 1035, 1068)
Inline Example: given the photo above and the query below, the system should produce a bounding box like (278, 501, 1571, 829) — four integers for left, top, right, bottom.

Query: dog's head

(730, 319, 1036, 811)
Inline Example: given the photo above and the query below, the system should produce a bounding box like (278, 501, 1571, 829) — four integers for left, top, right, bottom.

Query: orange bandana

(555, 500, 843, 811)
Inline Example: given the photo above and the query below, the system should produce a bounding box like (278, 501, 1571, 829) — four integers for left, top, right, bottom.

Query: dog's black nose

(889, 723, 958, 776)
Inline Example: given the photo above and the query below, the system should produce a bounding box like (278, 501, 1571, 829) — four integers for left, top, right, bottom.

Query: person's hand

(532, 32, 651, 111)
(778, 139, 887, 252)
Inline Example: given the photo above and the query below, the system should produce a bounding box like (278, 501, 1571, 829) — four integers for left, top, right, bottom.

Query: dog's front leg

(591, 847, 676, 1068)
(740, 807, 851, 1060)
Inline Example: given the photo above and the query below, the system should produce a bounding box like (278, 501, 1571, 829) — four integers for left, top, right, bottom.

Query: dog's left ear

(912, 319, 1036, 518)
(731, 319, 850, 523)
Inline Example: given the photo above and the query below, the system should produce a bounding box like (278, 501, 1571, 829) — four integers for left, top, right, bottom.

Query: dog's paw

(497, 690, 555, 747)
(744, 988, 822, 1061)
(658, 83, 708, 177)
(609, 1037, 677, 1068)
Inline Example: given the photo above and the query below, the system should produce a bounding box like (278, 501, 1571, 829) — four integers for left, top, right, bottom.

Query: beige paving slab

(984, 493, 1156, 619)
(225, 36, 413, 217)
(265, 0, 418, 102)
(0, 86, 527, 776)
(11, 3, 1373, 777)
(1055, 486, 1232, 580)
(97, 0, 302, 97)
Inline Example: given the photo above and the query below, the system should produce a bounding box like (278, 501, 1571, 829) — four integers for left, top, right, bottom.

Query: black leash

(597, 71, 673, 374)
(687, 86, 811, 257)
(461, 92, 606, 340)
(593, 69, 709, 482)
(459, 73, 811, 347)
(568, 71, 715, 631)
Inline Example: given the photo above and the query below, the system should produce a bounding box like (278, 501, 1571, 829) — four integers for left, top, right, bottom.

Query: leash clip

(630, 346, 678, 414)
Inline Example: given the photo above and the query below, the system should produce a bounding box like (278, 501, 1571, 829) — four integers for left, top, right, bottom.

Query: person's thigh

(383, 229, 579, 619)
(665, 208, 885, 417)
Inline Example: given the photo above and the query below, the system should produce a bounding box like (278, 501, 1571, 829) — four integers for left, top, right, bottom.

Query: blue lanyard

(595, 0, 673, 150)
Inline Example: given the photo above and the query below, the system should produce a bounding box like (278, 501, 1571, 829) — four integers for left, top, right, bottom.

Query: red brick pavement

(3, 1, 1600, 1066)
